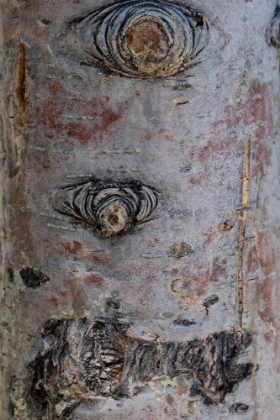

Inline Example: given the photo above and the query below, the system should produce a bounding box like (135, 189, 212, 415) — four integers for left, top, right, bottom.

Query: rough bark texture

(0, 0, 280, 419)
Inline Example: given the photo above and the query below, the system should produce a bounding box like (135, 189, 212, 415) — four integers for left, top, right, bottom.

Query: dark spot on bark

(229, 402, 249, 414)
(170, 242, 192, 259)
(41, 18, 51, 25)
(84, 274, 103, 287)
(266, 6, 280, 47)
(106, 299, 122, 314)
(173, 319, 196, 326)
(18, 43, 25, 130)
(219, 220, 235, 232)
(166, 393, 174, 406)
(206, 331, 253, 398)
(203, 295, 219, 308)
(20, 267, 50, 289)
(7, 267, 14, 282)
(24, 318, 253, 419)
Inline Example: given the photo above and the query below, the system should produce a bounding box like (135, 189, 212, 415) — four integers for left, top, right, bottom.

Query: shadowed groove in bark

(236, 135, 251, 328)
(17, 42, 26, 132)
(266, 6, 280, 47)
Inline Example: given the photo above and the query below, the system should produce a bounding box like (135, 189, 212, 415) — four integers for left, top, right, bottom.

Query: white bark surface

(0, 0, 280, 419)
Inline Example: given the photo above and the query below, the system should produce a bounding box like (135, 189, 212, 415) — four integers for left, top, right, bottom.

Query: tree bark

(1, 0, 280, 419)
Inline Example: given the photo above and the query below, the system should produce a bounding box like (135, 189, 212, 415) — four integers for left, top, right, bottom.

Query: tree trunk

(1, 0, 280, 419)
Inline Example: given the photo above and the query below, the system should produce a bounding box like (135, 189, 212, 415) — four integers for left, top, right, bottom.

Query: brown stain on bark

(38, 96, 125, 144)
(166, 394, 174, 406)
(247, 244, 259, 275)
(258, 278, 274, 324)
(83, 274, 103, 287)
(256, 231, 276, 277)
(211, 257, 227, 283)
(62, 240, 82, 254)
(45, 295, 59, 306)
(189, 173, 207, 186)
(213, 80, 274, 130)
(126, 21, 168, 62)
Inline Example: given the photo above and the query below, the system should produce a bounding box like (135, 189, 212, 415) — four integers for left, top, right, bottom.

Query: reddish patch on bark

(45, 295, 59, 306)
(246, 244, 259, 276)
(212, 81, 274, 177)
(256, 231, 276, 277)
(166, 394, 174, 406)
(203, 231, 217, 246)
(48, 82, 61, 96)
(38, 96, 125, 144)
(84, 274, 103, 287)
(33, 153, 51, 171)
(61, 291, 70, 299)
(214, 81, 274, 130)
(264, 331, 273, 343)
(258, 278, 274, 323)
(210, 257, 227, 283)
(63, 241, 82, 254)
(65, 123, 96, 144)
(181, 273, 210, 297)
(90, 252, 109, 263)
(217, 136, 239, 153)
(197, 144, 212, 164)
(189, 174, 205, 186)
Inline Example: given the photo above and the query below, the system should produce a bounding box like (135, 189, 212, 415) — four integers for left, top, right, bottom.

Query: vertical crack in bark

(17, 42, 26, 133)
(237, 135, 251, 328)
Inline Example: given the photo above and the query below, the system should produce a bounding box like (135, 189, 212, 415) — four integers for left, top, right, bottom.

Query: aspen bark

(1, 1, 280, 419)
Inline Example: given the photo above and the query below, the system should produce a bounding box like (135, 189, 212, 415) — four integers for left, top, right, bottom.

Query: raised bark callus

(22, 318, 252, 419)
(1, 0, 280, 419)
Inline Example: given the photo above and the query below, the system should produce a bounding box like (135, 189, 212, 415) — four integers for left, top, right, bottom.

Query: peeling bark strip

(236, 135, 251, 328)
(19, 318, 253, 419)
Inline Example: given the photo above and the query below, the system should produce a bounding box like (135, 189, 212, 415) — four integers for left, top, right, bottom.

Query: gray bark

(1, 0, 280, 419)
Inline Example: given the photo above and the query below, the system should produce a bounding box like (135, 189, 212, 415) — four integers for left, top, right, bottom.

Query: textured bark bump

(60, 0, 225, 79)
(13, 318, 254, 419)
(19, 267, 50, 289)
(229, 402, 249, 414)
(170, 242, 192, 259)
(202, 295, 219, 315)
(266, 6, 280, 47)
(52, 179, 158, 237)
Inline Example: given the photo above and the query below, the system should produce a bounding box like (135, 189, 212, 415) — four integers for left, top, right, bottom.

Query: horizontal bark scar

(19, 318, 253, 419)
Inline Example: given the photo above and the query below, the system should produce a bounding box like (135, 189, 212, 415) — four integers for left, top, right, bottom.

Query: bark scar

(266, 6, 280, 47)
(11, 318, 254, 419)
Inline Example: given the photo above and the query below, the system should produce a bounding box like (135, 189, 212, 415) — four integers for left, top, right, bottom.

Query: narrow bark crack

(236, 134, 251, 328)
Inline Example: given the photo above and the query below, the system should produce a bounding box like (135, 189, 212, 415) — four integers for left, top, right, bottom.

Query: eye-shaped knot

(67, 0, 212, 78)
(52, 180, 158, 237)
